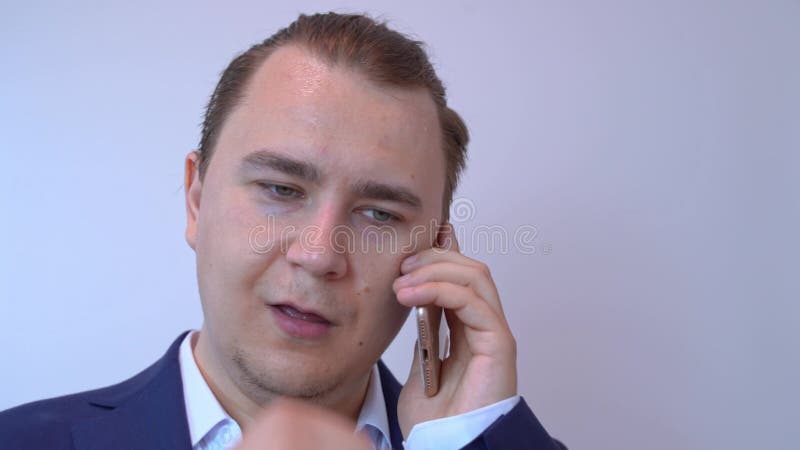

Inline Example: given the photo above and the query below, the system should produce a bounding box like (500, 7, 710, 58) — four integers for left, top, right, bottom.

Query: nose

(284, 205, 348, 280)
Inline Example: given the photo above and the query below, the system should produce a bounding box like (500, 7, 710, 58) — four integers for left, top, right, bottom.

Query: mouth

(268, 303, 334, 339)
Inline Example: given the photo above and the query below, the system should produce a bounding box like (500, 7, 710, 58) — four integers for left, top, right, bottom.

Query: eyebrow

(240, 149, 423, 211)
(240, 150, 321, 183)
(352, 179, 423, 210)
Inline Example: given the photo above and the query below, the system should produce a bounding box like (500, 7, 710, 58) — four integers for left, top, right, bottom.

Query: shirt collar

(178, 330, 392, 448)
(178, 329, 235, 447)
(355, 361, 392, 446)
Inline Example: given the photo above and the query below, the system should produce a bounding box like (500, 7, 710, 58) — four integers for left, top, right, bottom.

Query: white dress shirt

(178, 330, 519, 450)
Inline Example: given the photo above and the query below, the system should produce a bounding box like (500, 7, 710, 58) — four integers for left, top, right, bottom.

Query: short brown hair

(197, 12, 468, 222)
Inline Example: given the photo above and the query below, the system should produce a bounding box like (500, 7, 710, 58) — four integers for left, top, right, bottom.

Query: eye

(259, 183, 304, 199)
(361, 208, 400, 224)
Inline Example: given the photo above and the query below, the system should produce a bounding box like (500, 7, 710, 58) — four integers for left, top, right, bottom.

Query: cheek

(196, 193, 276, 307)
(356, 286, 410, 355)
(351, 251, 410, 330)
(351, 246, 404, 290)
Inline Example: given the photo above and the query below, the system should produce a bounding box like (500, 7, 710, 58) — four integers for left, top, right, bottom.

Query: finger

(436, 222, 459, 253)
(239, 398, 371, 450)
(393, 261, 506, 319)
(400, 245, 484, 274)
(396, 282, 510, 349)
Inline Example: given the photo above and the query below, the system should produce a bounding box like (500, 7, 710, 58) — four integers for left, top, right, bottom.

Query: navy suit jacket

(0, 330, 565, 449)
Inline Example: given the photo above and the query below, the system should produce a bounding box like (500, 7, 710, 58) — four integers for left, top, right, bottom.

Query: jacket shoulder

(0, 331, 190, 449)
(0, 389, 108, 449)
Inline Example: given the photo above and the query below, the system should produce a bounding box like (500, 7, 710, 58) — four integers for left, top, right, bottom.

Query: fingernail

(397, 286, 414, 299)
(395, 273, 412, 287)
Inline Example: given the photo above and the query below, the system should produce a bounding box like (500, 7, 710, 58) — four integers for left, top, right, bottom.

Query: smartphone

(414, 223, 451, 396)
(416, 305, 442, 397)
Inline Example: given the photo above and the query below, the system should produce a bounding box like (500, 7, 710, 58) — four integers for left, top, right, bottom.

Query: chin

(232, 345, 345, 400)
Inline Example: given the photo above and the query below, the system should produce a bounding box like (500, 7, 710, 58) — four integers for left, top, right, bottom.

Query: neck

(191, 328, 371, 431)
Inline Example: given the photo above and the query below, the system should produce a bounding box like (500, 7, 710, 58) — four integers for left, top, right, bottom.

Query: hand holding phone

(395, 222, 517, 440)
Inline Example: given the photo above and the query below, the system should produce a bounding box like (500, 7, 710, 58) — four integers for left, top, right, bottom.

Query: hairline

(200, 41, 450, 221)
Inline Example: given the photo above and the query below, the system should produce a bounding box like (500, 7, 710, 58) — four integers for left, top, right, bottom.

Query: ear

(184, 151, 203, 251)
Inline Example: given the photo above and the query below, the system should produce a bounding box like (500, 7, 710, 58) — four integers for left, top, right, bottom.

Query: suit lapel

(69, 331, 408, 450)
(71, 331, 193, 450)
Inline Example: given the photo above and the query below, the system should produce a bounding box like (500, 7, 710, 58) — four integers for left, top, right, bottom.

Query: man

(0, 12, 565, 450)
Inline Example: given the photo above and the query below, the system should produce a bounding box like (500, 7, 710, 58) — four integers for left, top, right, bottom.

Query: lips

(268, 302, 334, 339)
(273, 304, 331, 324)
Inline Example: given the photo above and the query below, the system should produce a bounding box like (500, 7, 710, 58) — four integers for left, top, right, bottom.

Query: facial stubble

(231, 345, 346, 404)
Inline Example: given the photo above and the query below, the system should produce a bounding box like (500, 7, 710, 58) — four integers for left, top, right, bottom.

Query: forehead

(209, 44, 446, 215)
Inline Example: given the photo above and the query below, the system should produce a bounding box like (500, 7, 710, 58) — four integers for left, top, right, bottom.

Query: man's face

(184, 45, 445, 403)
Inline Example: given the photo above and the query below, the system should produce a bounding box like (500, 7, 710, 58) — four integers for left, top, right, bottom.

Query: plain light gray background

(1, 1, 798, 449)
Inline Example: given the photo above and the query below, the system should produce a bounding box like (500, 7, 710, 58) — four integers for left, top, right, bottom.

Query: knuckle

(504, 332, 518, 358)
(269, 400, 303, 422)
